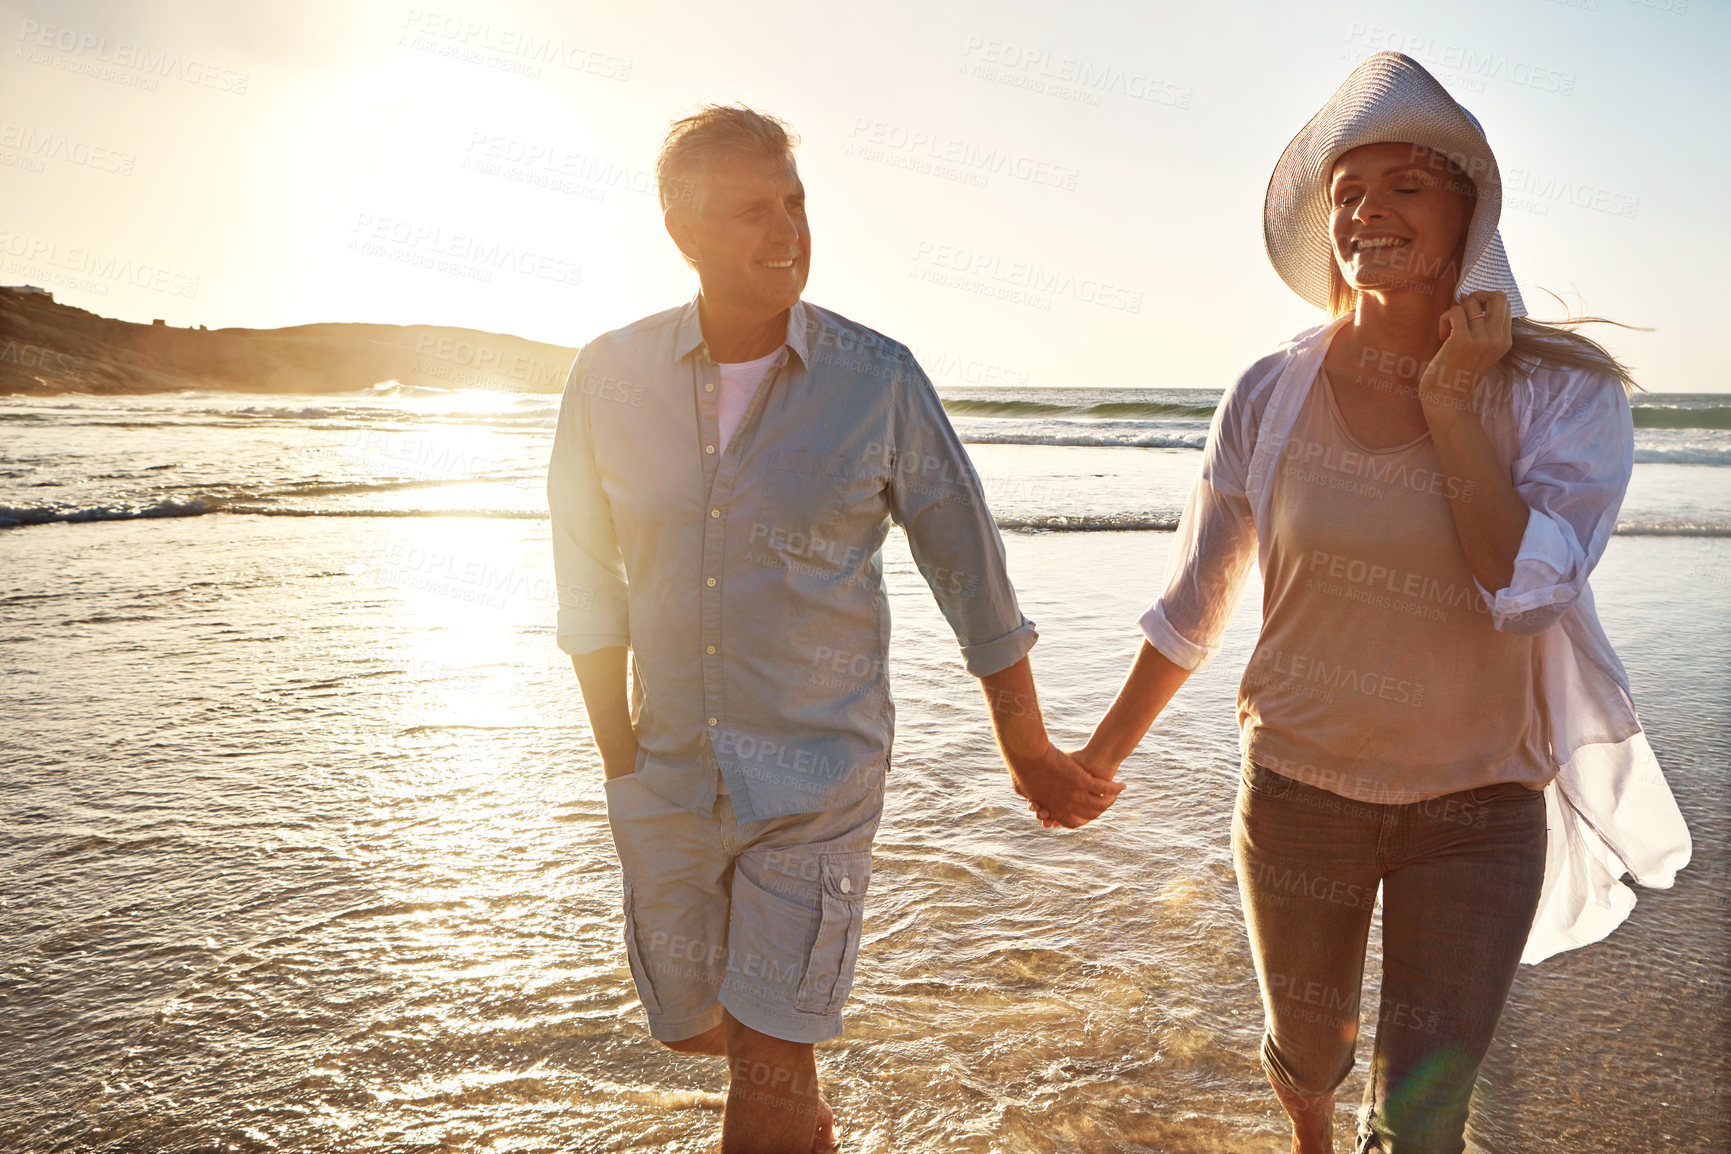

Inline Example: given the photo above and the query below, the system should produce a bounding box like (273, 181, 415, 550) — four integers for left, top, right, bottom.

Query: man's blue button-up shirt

(548, 297, 1036, 821)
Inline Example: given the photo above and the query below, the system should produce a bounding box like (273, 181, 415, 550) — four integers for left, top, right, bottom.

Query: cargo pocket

(620, 877, 663, 1016)
(793, 851, 871, 1014)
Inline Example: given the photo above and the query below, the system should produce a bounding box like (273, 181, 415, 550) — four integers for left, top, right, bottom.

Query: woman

(1035, 53, 1692, 1153)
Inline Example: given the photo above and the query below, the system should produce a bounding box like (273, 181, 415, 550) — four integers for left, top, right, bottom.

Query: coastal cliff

(0, 288, 577, 396)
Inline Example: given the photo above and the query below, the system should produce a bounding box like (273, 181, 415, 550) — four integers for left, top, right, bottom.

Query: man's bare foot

(812, 1095, 838, 1153)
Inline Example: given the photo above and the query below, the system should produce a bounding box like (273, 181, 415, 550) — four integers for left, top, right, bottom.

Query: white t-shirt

(712, 347, 781, 796)
(716, 348, 782, 456)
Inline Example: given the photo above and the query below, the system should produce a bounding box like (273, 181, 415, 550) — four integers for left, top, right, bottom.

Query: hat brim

(1265, 51, 1525, 316)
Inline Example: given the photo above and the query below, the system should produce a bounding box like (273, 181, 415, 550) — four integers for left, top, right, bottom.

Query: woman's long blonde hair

(1326, 151, 1643, 395)
(1330, 273, 1642, 395)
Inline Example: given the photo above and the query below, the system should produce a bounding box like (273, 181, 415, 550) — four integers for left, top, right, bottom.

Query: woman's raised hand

(1421, 290, 1513, 418)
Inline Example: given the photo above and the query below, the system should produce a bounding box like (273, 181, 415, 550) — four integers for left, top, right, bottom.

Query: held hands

(979, 655, 1140, 831)
(1014, 641, 1189, 829)
(1419, 290, 1513, 421)
(1012, 741, 1124, 830)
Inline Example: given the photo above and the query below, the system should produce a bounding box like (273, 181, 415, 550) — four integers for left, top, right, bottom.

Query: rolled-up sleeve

(1480, 371, 1633, 634)
(887, 355, 1037, 677)
(546, 349, 631, 654)
(1139, 365, 1262, 671)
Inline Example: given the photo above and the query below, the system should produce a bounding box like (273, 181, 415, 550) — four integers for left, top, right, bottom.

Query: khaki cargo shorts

(603, 772, 883, 1045)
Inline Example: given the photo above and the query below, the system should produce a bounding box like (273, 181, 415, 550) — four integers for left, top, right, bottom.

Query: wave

(960, 435, 1726, 463)
(231, 405, 345, 420)
(1007, 514, 1731, 535)
(1632, 404, 1731, 430)
(942, 393, 1731, 431)
(942, 398, 1220, 422)
(0, 499, 543, 528)
(227, 506, 544, 519)
(959, 428, 1209, 450)
(955, 422, 1725, 461)
(1609, 521, 1731, 537)
(0, 499, 214, 527)
(364, 381, 460, 398)
(0, 498, 1181, 532)
(261, 475, 539, 499)
(231, 403, 554, 422)
(6, 498, 1727, 536)
(995, 512, 1181, 532)
(1633, 446, 1731, 466)
(12, 389, 1731, 436)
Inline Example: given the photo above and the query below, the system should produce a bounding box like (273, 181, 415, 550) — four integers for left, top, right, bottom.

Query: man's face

(670, 151, 810, 317)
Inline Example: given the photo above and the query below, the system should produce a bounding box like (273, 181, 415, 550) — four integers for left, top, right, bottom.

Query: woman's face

(1329, 142, 1473, 303)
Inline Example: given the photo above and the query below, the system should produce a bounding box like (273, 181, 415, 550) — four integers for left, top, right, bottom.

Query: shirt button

(706, 645, 717, 655)
(708, 717, 718, 726)
(710, 509, 720, 518)
(839, 877, 853, 894)
(705, 383, 715, 393)
(706, 577, 717, 587)
(705, 444, 716, 455)
(1553, 589, 1569, 602)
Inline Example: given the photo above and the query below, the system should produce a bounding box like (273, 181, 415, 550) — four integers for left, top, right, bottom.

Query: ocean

(1, 386, 1727, 1152)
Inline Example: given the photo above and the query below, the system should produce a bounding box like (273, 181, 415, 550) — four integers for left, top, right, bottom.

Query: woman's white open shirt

(1139, 315, 1692, 964)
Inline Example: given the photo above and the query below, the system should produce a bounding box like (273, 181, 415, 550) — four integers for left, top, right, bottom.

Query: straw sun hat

(1264, 50, 1527, 317)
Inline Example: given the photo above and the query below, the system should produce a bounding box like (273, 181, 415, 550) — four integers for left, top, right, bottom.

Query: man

(547, 105, 1122, 1153)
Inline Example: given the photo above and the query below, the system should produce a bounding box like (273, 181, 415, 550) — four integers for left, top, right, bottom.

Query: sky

(2, 0, 1726, 392)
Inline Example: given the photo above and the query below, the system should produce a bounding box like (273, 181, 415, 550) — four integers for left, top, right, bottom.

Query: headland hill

(0, 286, 577, 396)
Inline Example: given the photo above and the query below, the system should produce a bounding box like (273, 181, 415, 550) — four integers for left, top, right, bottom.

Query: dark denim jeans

(1231, 758, 1547, 1154)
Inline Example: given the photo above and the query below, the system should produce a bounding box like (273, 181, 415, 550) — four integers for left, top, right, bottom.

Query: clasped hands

(1005, 738, 1124, 831)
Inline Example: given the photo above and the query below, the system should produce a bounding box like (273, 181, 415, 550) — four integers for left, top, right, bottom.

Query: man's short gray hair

(656, 104, 799, 214)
